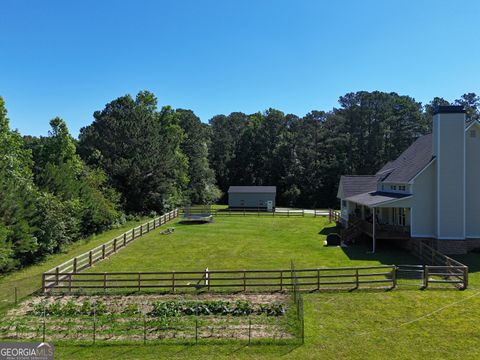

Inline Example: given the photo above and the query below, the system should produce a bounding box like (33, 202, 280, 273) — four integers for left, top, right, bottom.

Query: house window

(391, 185, 397, 190)
(399, 185, 406, 191)
(470, 130, 477, 138)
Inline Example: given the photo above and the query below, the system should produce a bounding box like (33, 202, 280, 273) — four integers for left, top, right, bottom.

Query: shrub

(46, 302, 62, 316)
(80, 301, 93, 315)
(122, 303, 141, 316)
(94, 300, 108, 316)
(232, 300, 254, 316)
(62, 300, 78, 316)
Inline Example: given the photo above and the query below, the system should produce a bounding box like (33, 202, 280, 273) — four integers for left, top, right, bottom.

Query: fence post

(355, 269, 359, 289)
(317, 269, 320, 290)
(391, 266, 397, 289)
(243, 271, 247, 292)
(195, 318, 198, 344)
(113, 239, 117, 253)
(42, 303, 46, 343)
(73, 257, 77, 273)
(280, 271, 283, 291)
(42, 273, 46, 294)
(423, 265, 429, 289)
(102, 244, 106, 259)
(69, 274, 72, 293)
(124, 233, 127, 246)
(301, 299, 305, 344)
(132, 228, 135, 240)
(14, 287, 17, 305)
(93, 302, 96, 344)
(172, 272, 176, 292)
(144, 315, 147, 345)
(89, 251, 93, 267)
(140, 225, 143, 236)
(463, 267, 469, 289)
(147, 222, 150, 233)
(138, 273, 141, 292)
(55, 267, 59, 285)
(302, 209, 305, 217)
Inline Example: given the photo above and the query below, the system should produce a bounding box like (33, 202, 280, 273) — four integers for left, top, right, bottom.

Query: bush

(122, 303, 141, 316)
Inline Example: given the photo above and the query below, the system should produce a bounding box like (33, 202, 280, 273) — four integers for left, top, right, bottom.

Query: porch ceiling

(345, 191, 412, 207)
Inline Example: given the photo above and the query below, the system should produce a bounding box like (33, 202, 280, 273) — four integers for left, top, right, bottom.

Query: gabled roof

(228, 186, 277, 193)
(339, 175, 381, 199)
(377, 134, 434, 183)
(345, 191, 412, 207)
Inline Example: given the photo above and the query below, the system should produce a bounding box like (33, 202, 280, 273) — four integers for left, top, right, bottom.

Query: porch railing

(349, 216, 411, 239)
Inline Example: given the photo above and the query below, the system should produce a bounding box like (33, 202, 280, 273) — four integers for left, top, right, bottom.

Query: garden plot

(1, 293, 297, 344)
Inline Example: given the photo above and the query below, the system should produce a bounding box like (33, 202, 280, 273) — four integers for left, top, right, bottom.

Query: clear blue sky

(1, 0, 479, 137)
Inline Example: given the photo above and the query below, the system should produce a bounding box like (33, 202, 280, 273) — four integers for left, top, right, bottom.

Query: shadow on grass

(340, 240, 420, 266)
(450, 253, 480, 273)
(318, 225, 339, 236)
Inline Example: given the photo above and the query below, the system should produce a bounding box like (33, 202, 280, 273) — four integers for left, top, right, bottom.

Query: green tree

(79, 91, 188, 213)
(0, 97, 39, 270)
(177, 109, 220, 204)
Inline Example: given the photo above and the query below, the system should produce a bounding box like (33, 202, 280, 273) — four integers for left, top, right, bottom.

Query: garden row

(28, 299, 286, 317)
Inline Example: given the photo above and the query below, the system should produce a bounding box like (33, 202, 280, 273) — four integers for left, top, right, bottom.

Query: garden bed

(1, 293, 297, 343)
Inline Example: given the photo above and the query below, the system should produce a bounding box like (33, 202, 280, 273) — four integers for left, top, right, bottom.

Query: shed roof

(228, 186, 277, 194)
(345, 191, 412, 207)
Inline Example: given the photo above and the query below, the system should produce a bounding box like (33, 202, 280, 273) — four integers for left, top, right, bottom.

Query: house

(337, 106, 480, 255)
(228, 186, 276, 210)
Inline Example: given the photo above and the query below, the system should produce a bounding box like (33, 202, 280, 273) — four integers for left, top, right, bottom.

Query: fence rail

(411, 240, 468, 289)
(45, 209, 179, 278)
(43, 265, 397, 294)
(328, 209, 341, 223)
(180, 207, 331, 217)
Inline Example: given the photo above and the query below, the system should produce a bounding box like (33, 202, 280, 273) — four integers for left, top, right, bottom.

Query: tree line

(1, 91, 479, 272)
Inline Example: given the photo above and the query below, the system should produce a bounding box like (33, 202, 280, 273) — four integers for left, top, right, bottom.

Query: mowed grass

(7, 215, 480, 359)
(86, 216, 417, 272)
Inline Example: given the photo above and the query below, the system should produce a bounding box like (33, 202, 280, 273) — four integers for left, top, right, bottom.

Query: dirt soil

(11, 293, 289, 316)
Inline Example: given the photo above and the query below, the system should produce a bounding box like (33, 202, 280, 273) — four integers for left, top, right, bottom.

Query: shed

(228, 186, 276, 210)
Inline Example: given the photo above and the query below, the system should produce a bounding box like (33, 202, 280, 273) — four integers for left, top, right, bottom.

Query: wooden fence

(44, 209, 179, 278)
(328, 209, 341, 223)
(411, 240, 468, 289)
(42, 265, 397, 294)
(180, 207, 333, 218)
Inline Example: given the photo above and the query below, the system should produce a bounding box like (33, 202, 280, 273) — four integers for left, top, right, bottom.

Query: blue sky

(1, 0, 480, 137)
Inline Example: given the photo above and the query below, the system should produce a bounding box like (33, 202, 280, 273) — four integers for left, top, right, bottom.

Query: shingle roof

(377, 134, 434, 183)
(345, 191, 412, 207)
(228, 186, 277, 193)
(339, 175, 381, 199)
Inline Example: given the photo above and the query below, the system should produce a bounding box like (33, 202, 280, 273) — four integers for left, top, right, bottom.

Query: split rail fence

(180, 207, 330, 218)
(43, 209, 179, 284)
(410, 240, 468, 289)
(43, 265, 397, 294)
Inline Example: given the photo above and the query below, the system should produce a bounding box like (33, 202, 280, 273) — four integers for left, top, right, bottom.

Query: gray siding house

(228, 186, 276, 210)
(337, 106, 480, 254)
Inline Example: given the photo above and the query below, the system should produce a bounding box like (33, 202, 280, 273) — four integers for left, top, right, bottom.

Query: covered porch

(341, 191, 413, 252)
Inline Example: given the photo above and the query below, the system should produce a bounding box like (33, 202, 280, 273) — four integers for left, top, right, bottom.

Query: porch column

(372, 207, 376, 253)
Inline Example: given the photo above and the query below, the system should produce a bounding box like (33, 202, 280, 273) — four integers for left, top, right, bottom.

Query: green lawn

(4, 215, 480, 359)
(86, 216, 417, 273)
